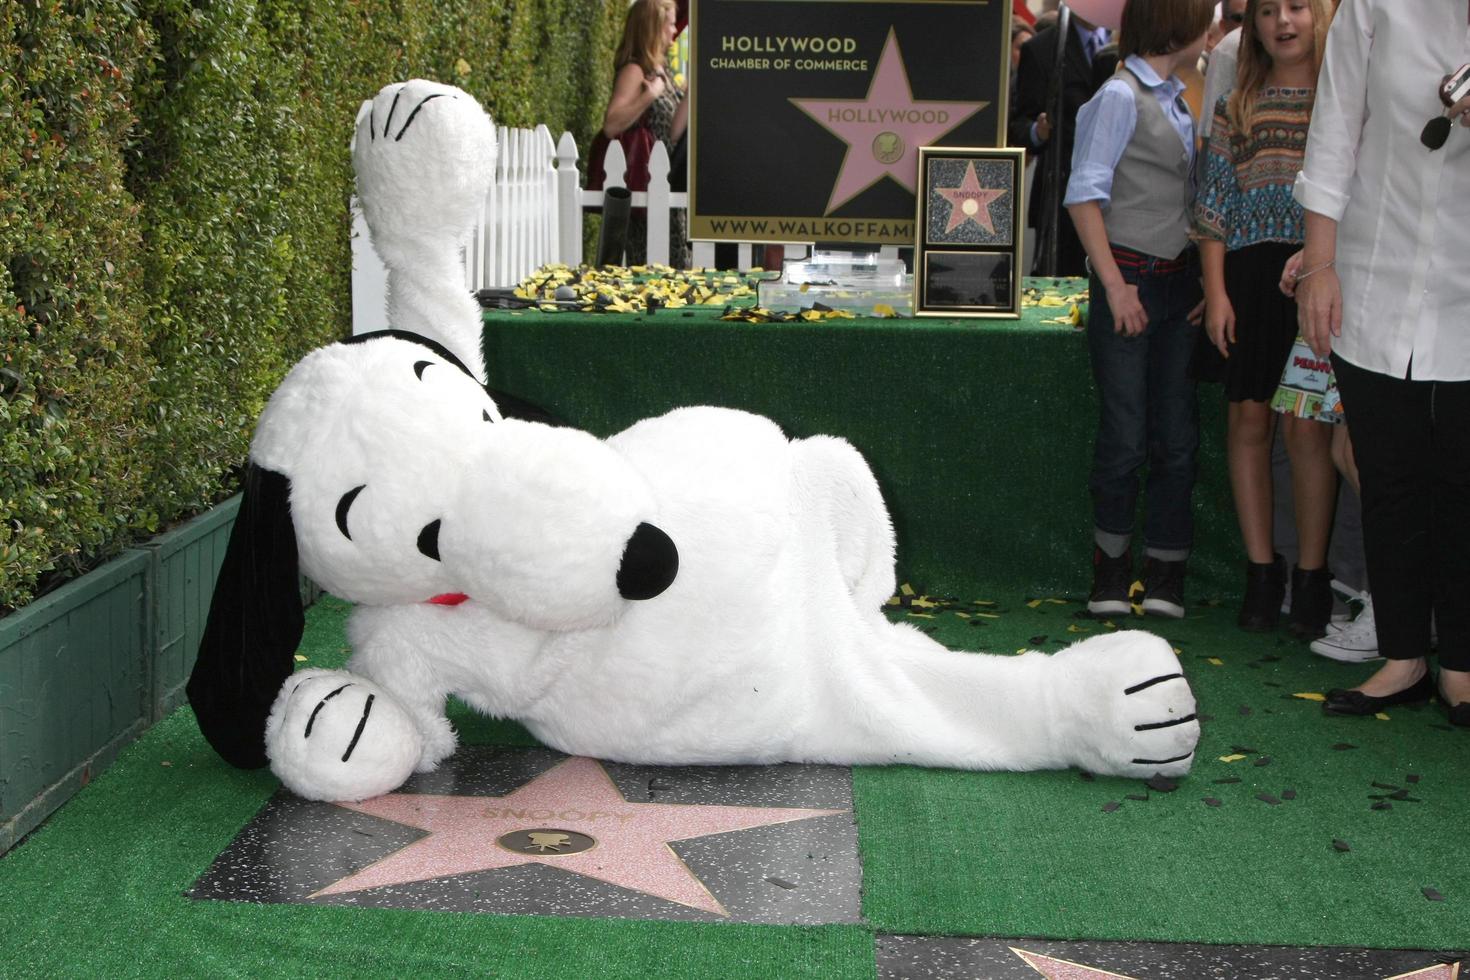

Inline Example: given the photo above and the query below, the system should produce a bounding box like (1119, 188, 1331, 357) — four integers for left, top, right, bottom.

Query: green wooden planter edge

(0, 495, 248, 856)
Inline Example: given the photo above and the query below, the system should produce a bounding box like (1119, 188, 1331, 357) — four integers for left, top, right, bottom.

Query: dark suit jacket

(1008, 23, 1107, 274)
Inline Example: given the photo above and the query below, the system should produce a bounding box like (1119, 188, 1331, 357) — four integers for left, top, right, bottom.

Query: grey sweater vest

(1103, 68, 1193, 260)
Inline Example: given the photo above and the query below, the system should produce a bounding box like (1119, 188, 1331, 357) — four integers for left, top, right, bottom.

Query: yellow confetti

(872, 302, 897, 317)
(1219, 753, 1247, 763)
(974, 612, 1000, 619)
(1045, 598, 1068, 605)
(1207, 657, 1224, 666)
(972, 599, 996, 606)
(955, 612, 971, 619)
(1038, 295, 1067, 307)
(907, 612, 936, 620)
(1375, 712, 1390, 721)
(294, 654, 308, 662)
(911, 597, 939, 609)
(1026, 599, 1042, 608)
(1066, 623, 1091, 633)
(1172, 647, 1182, 656)
(1292, 692, 1326, 702)
(900, 583, 916, 596)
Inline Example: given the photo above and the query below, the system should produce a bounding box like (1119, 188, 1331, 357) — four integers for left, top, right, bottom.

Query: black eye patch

(336, 485, 366, 540)
(417, 519, 442, 561)
(413, 360, 433, 380)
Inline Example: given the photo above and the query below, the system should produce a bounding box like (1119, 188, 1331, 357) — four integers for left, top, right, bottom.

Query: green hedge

(0, 0, 625, 613)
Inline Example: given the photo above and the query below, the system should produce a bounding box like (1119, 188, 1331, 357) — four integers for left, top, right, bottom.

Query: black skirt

(1192, 241, 1300, 402)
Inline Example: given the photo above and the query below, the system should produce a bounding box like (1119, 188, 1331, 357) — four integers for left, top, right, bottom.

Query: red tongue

(427, 592, 469, 606)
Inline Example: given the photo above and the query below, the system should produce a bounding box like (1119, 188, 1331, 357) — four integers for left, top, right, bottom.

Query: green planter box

(0, 495, 246, 854)
(140, 496, 240, 720)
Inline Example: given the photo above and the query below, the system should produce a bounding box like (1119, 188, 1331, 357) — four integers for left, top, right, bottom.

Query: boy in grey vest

(1064, 0, 1212, 619)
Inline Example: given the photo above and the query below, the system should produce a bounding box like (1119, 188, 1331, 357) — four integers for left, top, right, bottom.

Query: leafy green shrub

(0, 0, 623, 613)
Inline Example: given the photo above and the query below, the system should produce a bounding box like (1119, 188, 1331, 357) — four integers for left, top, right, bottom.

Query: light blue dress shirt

(1064, 55, 1195, 207)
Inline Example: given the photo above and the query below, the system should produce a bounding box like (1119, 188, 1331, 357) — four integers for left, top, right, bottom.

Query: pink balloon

(1064, 0, 1126, 31)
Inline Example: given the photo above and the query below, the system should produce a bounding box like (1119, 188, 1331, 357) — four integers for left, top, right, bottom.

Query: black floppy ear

(187, 463, 304, 769)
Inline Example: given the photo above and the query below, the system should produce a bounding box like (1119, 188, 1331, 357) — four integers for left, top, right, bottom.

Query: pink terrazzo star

(790, 29, 987, 214)
(1011, 948, 1138, 979)
(936, 161, 1007, 234)
(311, 756, 844, 916)
(1012, 948, 1462, 979)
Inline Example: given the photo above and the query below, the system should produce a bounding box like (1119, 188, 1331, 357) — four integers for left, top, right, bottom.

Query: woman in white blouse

(1294, 0, 1470, 722)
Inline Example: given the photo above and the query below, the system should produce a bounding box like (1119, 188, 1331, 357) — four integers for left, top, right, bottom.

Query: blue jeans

(1086, 254, 1202, 552)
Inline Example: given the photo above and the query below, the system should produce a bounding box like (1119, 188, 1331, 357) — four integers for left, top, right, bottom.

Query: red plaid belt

(1109, 243, 1192, 277)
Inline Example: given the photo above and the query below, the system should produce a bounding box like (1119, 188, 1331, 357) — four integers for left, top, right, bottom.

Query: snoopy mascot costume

(187, 82, 1201, 803)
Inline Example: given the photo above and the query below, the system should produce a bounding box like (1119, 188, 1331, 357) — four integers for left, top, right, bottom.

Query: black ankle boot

(1288, 565, 1334, 640)
(1238, 554, 1286, 631)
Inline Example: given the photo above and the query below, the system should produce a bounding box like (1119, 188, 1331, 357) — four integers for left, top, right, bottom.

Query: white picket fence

(352, 123, 817, 334)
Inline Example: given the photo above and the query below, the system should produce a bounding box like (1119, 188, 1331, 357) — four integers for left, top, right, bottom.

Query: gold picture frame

(913, 145, 1025, 318)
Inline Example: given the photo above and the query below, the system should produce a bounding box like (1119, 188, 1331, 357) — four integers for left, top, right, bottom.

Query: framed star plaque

(688, 0, 1010, 246)
(913, 145, 1023, 318)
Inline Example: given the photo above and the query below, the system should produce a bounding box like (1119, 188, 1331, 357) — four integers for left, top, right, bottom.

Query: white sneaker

(1310, 596, 1381, 663)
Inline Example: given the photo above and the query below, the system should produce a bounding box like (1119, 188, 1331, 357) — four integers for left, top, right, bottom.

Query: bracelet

(1293, 259, 1335, 282)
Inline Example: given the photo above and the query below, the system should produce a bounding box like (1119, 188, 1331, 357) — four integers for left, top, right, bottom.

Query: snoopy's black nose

(616, 522, 678, 600)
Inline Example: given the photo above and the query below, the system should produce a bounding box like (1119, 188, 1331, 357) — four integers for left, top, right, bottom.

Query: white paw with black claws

(1052, 631, 1200, 779)
(265, 669, 423, 801)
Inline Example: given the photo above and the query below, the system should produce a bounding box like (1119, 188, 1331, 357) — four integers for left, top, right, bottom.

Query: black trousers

(1333, 354, 1470, 669)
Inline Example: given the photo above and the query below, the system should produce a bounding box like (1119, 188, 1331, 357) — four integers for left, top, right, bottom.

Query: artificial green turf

(859, 589, 1470, 950)
(3, 592, 1466, 976)
(0, 597, 874, 979)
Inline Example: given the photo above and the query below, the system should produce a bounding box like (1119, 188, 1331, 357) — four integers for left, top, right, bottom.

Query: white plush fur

(257, 337, 1200, 801)
(352, 80, 494, 381)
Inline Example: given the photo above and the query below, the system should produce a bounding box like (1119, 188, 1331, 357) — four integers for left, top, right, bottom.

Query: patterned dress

(1192, 88, 1338, 419)
(627, 67, 689, 269)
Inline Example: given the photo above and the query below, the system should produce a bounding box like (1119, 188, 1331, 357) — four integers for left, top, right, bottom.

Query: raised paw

(265, 669, 424, 801)
(1052, 631, 1201, 779)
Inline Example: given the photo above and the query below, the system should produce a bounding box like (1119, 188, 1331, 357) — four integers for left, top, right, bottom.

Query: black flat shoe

(1323, 673, 1434, 716)
(1438, 688, 1470, 728)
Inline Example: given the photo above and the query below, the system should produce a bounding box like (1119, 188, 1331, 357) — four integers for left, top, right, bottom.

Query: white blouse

(1293, 0, 1470, 381)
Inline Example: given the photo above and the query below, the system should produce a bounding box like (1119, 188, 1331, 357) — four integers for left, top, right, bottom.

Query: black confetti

(765, 877, 797, 890)
(1371, 781, 1400, 791)
(1202, 797, 1222, 807)
(1213, 777, 1242, 784)
(1102, 800, 1121, 813)
(1371, 800, 1392, 811)
(1125, 793, 1149, 802)
(1198, 713, 1215, 722)
(1028, 634, 1048, 645)
(1254, 756, 1272, 767)
(1423, 887, 1445, 902)
(1146, 775, 1179, 793)
(1238, 706, 1253, 716)
(1407, 773, 1421, 783)
(1332, 742, 1358, 751)
(1389, 788, 1411, 800)
(1231, 745, 1259, 754)
(1332, 839, 1352, 852)
(1282, 788, 1297, 800)
(1256, 793, 1281, 806)
(1078, 771, 1095, 782)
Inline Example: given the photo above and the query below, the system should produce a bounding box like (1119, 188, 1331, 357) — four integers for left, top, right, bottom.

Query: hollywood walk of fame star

(935, 161, 1007, 235)
(1012, 948, 1462, 979)
(790, 29, 987, 215)
(310, 756, 845, 916)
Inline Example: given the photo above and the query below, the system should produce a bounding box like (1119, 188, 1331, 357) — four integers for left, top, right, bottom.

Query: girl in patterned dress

(597, 0, 689, 268)
(1193, 0, 1337, 637)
